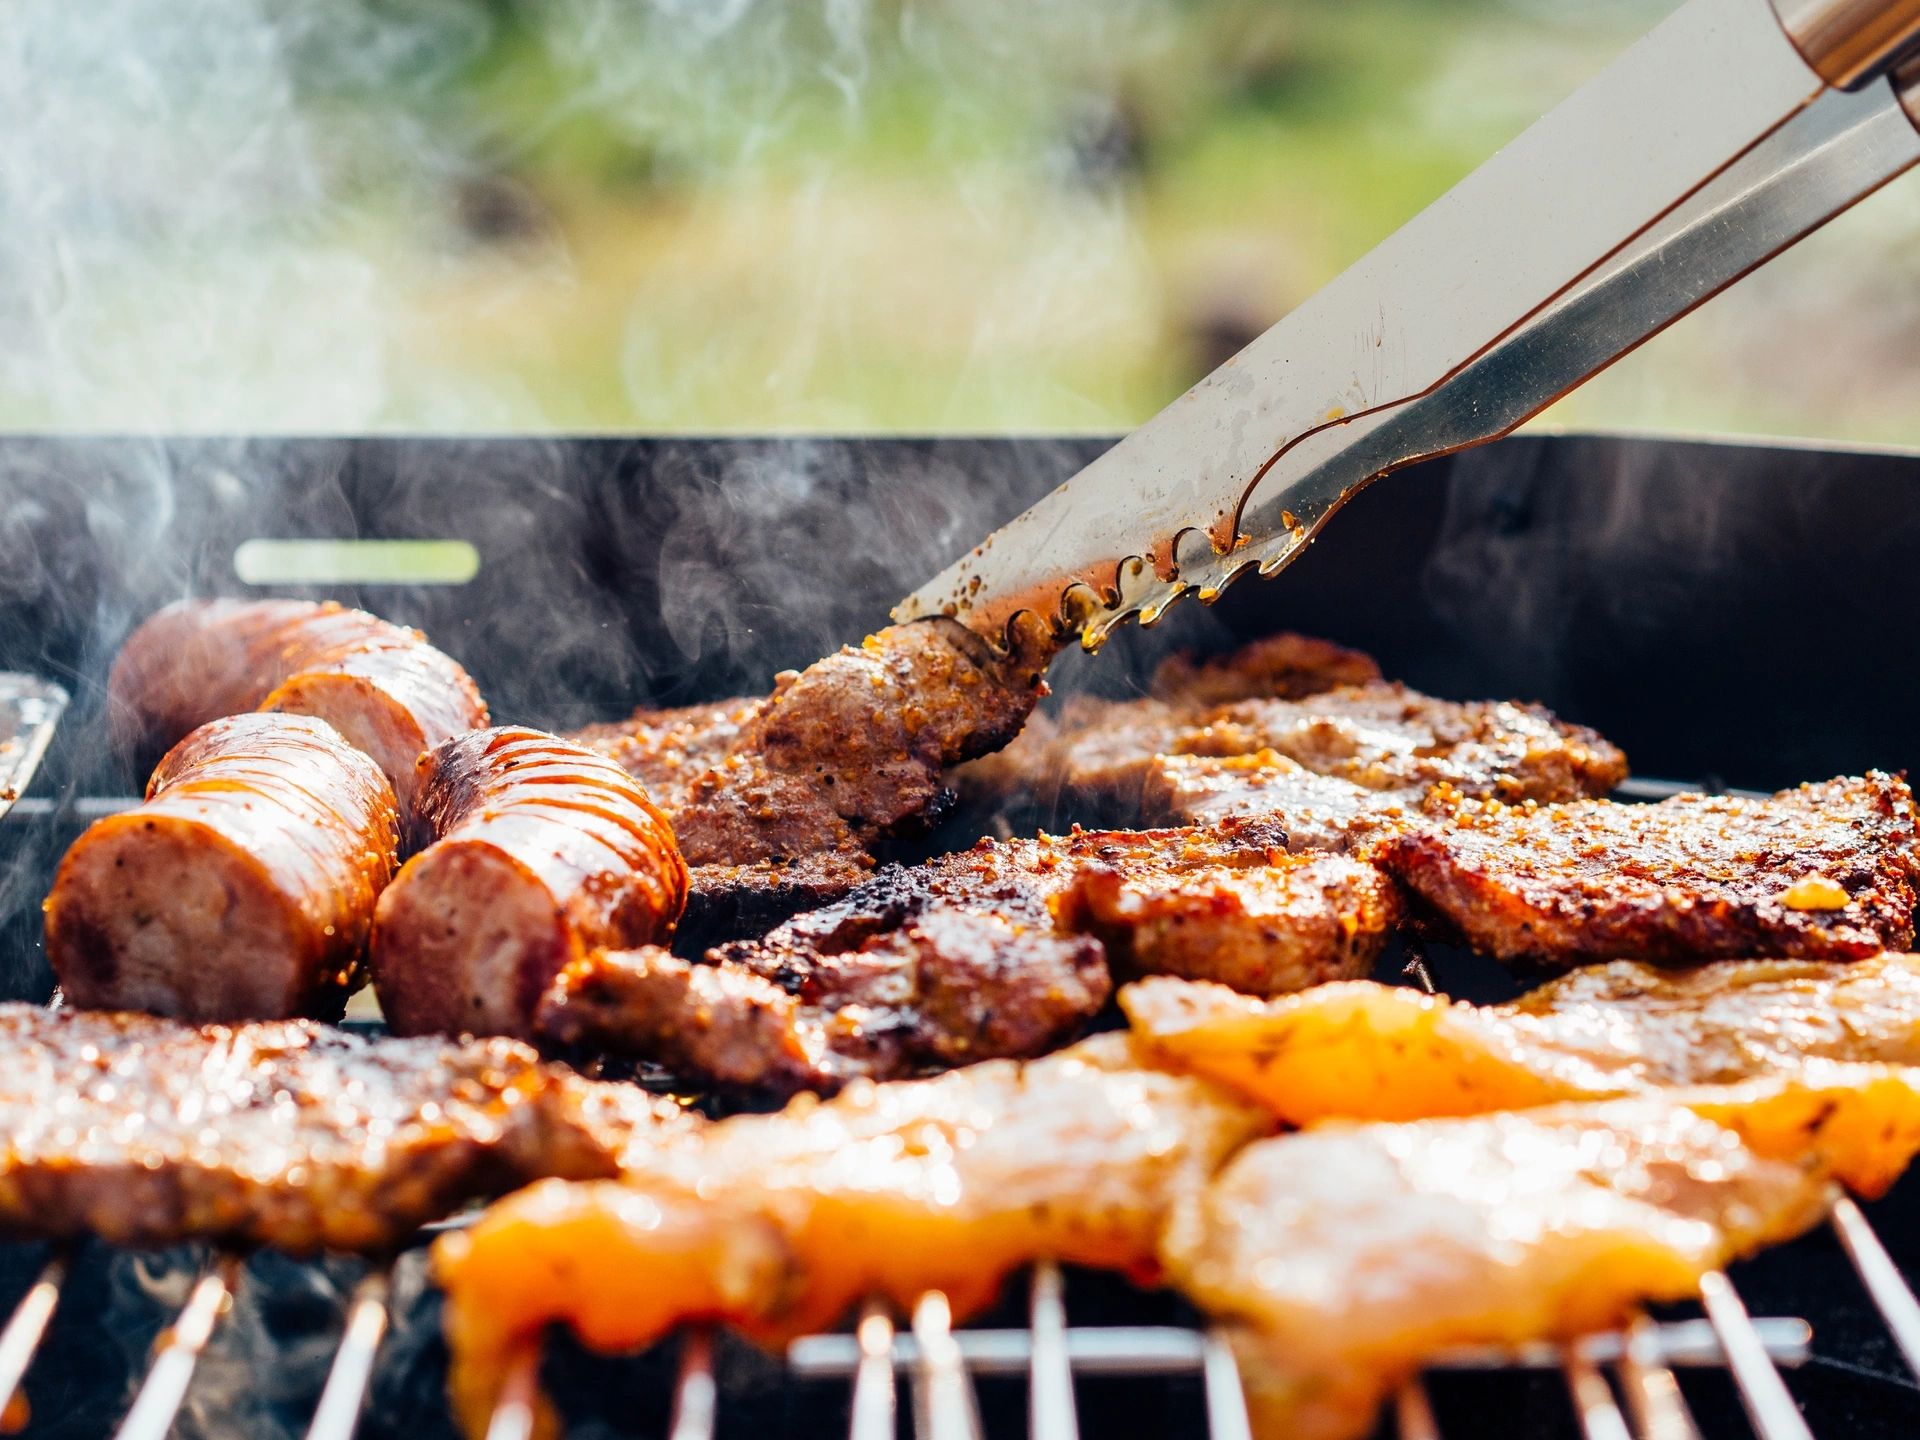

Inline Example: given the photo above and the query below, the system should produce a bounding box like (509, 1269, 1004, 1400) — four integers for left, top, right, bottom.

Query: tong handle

(1774, 0, 1920, 87)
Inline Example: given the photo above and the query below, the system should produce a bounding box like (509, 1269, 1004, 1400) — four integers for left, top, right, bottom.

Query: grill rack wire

(2, 675, 1918, 1440)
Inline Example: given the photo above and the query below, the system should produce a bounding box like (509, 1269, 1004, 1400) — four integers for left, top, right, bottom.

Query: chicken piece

(573, 617, 1054, 931)
(45, 714, 400, 1022)
(1056, 850, 1399, 996)
(1165, 1080, 1905, 1440)
(1378, 773, 1920, 967)
(108, 598, 489, 812)
(1122, 952, 1920, 1126)
(370, 728, 687, 1041)
(434, 1032, 1273, 1439)
(535, 818, 1393, 1092)
(0, 1002, 696, 1254)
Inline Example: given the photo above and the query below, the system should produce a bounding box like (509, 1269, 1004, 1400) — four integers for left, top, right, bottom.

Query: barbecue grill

(0, 431, 1916, 1440)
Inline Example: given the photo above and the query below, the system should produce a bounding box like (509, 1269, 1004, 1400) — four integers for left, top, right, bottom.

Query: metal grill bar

(669, 1330, 717, 1440)
(1698, 1270, 1815, 1440)
(114, 1254, 240, 1440)
(1027, 1263, 1077, 1440)
(1396, 1379, 1442, 1440)
(1829, 1197, 1920, 1379)
(1617, 1314, 1702, 1440)
(1563, 1351, 1632, 1440)
(304, 1271, 389, 1440)
(849, 1299, 897, 1440)
(912, 1292, 984, 1440)
(0, 1252, 64, 1425)
(1199, 1330, 1253, 1440)
(482, 1344, 541, 1440)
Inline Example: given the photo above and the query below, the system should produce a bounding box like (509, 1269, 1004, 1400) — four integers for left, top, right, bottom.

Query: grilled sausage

(370, 728, 688, 1040)
(44, 713, 401, 1021)
(108, 598, 489, 811)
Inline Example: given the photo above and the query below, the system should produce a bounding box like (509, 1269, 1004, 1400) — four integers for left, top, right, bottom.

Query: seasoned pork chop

(1378, 773, 1920, 967)
(1123, 952, 1920, 1125)
(536, 817, 1395, 1093)
(0, 1004, 694, 1253)
(435, 1032, 1272, 1439)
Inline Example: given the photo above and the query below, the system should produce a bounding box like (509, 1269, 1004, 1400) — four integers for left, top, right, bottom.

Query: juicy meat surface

(371, 728, 687, 1041)
(109, 598, 489, 811)
(1164, 1087, 1858, 1440)
(433, 1031, 1272, 1438)
(573, 618, 1053, 930)
(1122, 951, 1920, 1125)
(1378, 773, 1920, 967)
(0, 1003, 695, 1254)
(1147, 632, 1383, 706)
(535, 817, 1395, 1094)
(45, 714, 401, 1022)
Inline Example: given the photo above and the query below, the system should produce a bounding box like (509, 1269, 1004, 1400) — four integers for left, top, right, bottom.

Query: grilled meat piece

(371, 728, 688, 1041)
(45, 714, 401, 1022)
(1148, 632, 1383, 705)
(1165, 1080, 1900, 1440)
(0, 1003, 695, 1254)
(1054, 683, 1626, 826)
(1378, 773, 1920, 967)
(1135, 752, 1424, 846)
(574, 618, 1053, 930)
(536, 915, 1111, 1095)
(1123, 951, 1920, 1125)
(535, 817, 1394, 1093)
(109, 598, 488, 812)
(434, 1031, 1273, 1439)
(1055, 850, 1399, 996)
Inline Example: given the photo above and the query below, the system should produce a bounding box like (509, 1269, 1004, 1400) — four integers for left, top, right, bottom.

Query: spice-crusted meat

(1378, 773, 1920, 968)
(573, 618, 1053, 932)
(534, 817, 1396, 1095)
(0, 1004, 695, 1253)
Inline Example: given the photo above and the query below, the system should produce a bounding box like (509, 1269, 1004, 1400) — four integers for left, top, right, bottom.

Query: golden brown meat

(1378, 773, 1920, 967)
(370, 728, 688, 1040)
(433, 1032, 1272, 1439)
(1123, 952, 1920, 1125)
(1165, 1080, 1898, 1440)
(535, 817, 1393, 1093)
(0, 1002, 695, 1253)
(1148, 632, 1384, 705)
(572, 618, 1053, 930)
(108, 598, 489, 811)
(44, 714, 400, 1021)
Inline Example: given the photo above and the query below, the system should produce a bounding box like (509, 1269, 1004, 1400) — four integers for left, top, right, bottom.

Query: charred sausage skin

(108, 598, 489, 811)
(44, 713, 401, 1022)
(371, 728, 689, 1040)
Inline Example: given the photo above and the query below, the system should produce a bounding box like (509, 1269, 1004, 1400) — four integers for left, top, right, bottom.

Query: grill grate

(0, 1202, 1899, 1440)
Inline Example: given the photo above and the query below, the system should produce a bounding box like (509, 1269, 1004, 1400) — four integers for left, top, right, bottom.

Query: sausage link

(44, 713, 401, 1021)
(108, 598, 489, 810)
(371, 728, 688, 1039)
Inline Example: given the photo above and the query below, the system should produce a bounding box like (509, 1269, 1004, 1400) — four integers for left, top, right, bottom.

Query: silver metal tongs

(896, 0, 1920, 649)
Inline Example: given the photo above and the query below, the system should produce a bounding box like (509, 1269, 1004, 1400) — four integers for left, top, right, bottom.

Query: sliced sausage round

(371, 728, 688, 1040)
(45, 713, 401, 1021)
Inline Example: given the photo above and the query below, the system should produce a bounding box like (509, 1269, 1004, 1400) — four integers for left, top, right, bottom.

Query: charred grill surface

(1379, 772, 1920, 967)
(0, 1004, 693, 1254)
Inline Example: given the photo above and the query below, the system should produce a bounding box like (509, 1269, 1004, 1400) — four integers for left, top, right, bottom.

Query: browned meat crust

(573, 617, 1053, 931)
(1149, 632, 1383, 705)
(0, 1003, 694, 1253)
(1377, 773, 1920, 968)
(536, 815, 1396, 1094)
(1057, 851, 1401, 996)
(108, 598, 489, 811)
(371, 728, 688, 1041)
(44, 714, 401, 1022)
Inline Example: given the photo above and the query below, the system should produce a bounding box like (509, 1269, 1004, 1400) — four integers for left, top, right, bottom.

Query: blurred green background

(6, 0, 1920, 440)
